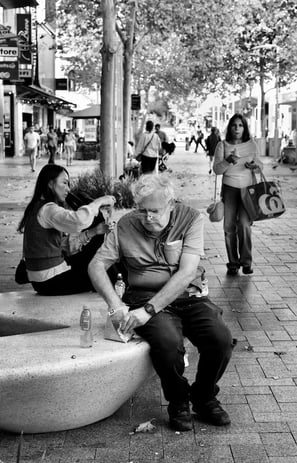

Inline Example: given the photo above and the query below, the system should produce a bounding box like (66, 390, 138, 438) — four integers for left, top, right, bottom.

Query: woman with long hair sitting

(18, 164, 115, 295)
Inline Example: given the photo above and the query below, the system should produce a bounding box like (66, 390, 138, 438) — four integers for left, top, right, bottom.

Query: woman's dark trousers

(222, 184, 253, 269)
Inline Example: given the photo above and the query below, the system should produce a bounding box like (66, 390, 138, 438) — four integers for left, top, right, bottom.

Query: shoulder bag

(135, 134, 154, 162)
(15, 258, 29, 284)
(207, 175, 224, 222)
(241, 168, 285, 221)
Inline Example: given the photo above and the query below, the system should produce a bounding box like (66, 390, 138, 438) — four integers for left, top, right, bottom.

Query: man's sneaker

(168, 402, 192, 432)
(192, 399, 230, 426)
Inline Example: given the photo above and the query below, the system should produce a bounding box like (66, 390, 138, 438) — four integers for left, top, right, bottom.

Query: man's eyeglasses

(135, 202, 170, 218)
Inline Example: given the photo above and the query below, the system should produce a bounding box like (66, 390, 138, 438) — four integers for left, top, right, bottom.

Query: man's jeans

(222, 184, 252, 269)
(128, 293, 233, 407)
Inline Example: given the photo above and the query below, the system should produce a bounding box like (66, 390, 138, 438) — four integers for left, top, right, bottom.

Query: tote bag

(241, 169, 285, 221)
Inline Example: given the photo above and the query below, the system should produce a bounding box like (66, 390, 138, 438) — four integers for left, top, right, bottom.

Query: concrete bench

(0, 290, 154, 434)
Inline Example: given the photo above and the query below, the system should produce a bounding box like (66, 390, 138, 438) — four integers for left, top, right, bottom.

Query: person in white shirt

(24, 126, 40, 172)
(136, 120, 161, 173)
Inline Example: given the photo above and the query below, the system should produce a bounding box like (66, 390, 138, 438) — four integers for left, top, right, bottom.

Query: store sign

(17, 14, 32, 65)
(0, 60, 18, 80)
(131, 94, 141, 110)
(19, 68, 32, 78)
(84, 119, 97, 142)
(55, 78, 68, 91)
(0, 39, 18, 61)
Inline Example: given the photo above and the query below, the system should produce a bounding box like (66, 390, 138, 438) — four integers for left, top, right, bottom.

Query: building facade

(0, 0, 74, 159)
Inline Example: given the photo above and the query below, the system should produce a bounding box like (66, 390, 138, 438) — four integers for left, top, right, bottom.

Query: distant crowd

(23, 126, 79, 172)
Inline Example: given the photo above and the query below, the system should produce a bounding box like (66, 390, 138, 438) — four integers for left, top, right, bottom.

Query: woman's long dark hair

(18, 164, 69, 233)
(225, 113, 251, 143)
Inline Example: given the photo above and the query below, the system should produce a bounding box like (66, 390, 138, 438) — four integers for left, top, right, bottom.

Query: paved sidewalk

(1, 150, 297, 462)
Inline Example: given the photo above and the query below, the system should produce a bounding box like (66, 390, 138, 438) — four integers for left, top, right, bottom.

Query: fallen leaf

(134, 419, 156, 433)
(245, 345, 254, 352)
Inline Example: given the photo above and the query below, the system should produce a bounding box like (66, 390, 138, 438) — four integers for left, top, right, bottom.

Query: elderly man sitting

(88, 173, 233, 432)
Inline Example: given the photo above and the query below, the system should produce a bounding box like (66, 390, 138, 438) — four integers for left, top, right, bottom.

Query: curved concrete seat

(0, 290, 154, 434)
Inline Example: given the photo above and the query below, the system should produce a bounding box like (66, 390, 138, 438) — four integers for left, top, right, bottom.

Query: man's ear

(168, 198, 175, 211)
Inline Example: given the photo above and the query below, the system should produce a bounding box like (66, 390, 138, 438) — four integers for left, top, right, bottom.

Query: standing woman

(136, 120, 161, 173)
(213, 113, 263, 276)
(64, 130, 77, 166)
(17, 164, 115, 295)
(47, 127, 58, 164)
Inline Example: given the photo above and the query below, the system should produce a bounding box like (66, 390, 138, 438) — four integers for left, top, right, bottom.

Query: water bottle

(114, 273, 125, 299)
(191, 269, 208, 298)
(80, 306, 93, 348)
(200, 271, 209, 297)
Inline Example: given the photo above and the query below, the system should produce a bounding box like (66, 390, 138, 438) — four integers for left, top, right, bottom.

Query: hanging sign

(17, 14, 32, 65)
(0, 24, 16, 39)
(0, 60, 18, 80)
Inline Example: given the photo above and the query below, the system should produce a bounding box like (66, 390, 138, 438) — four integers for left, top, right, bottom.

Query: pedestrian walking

(194, 126, 206, 153)
(213, 113, 263, 276)
(56, 128, 64, 160)
(135, 120, 161, 173)
(89, 173, 233, 432)
(23, 126, 40, 172)
(39, 127, 48, 158)
(205, 127, 221, 174)
(47, 127, 58, 164)
(155, 123, 169, 156)
(188, 124, 197, 150)
(64, 129, 77, 166)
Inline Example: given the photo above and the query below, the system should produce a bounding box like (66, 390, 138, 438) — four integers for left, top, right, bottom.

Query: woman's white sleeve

(213, 142, 230, 175)
(38, 202, 96, 233)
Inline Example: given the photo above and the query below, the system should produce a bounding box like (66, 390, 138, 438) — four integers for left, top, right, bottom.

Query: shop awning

(0, 0, 38, 7)
(71, 104, 100, 119)
(17, 84, 76, 110)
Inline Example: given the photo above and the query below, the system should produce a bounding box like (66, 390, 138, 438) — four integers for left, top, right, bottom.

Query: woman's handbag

(15, 258, 29, 284)
(207, 175, 224, 222)
(241, 168, 285, 221)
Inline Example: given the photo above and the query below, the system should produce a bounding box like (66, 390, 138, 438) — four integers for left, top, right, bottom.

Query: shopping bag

(104, 315, 133, 343)
(241, 170, 285, 221)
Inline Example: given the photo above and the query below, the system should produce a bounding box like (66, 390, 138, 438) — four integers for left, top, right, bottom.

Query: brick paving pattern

(0, 150, 297, 462)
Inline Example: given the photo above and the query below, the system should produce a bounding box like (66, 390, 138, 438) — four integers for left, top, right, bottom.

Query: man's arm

(120, 252, 200, 334)
(88, 230, 129, 325)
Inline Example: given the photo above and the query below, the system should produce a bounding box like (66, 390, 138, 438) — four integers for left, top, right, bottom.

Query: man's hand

(120, 308, 152, 333)
(109, 305, 128, 326)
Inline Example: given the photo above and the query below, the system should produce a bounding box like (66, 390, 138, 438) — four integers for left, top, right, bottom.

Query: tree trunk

(123, 47, 132, 154)
(100, 0, 117, 177)
(122, 3, 136, 157)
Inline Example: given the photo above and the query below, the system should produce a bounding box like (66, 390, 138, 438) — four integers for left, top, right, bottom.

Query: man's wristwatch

(144, 303, 156, 316)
